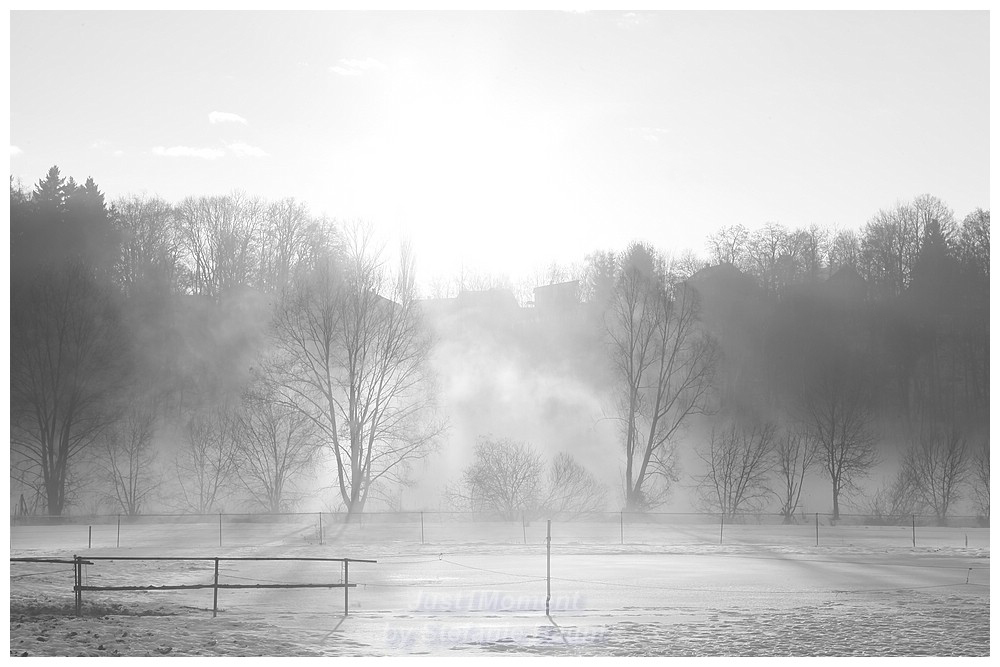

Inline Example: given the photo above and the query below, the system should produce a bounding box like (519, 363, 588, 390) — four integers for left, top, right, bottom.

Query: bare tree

(259, 198, 325, 294)
(912, 193, 956, 239)
(955, 209, 989, 413)
(671, 250, 708, 281)
(747, 223, 788, 295)
(608, 243, 717, 510)
(100, 402, 160, 516)
(970, 440, 989, 521)
(863, 467, 919, 524)
(172, 405, 240, 514)
(542, 452, 608, 514)
(801, 356, 879, 520)
(580, 249, 618, 305)
(426, 273, 457, 300)
(958, 208, 990, 279)
(272, 223, 439, 516)
(448, 442, 607, 518)
(176, 192, 267, 298)
(10, 465, 46, 517)
(696, 419, 777, 517)
(828, 228, 862, 275)
(903, 422, 970, 525)
(860, 202, 923, 300)
(456, 266, 514, 293)
(234, 378, 321, 513)
(446, 438, 544, 520)
(774, 427, 817, 523)
(112, 194, 180, 297)
(10, 264, 127, 515)
(707, 224, 750, 269)
(792, 224, 829, 283)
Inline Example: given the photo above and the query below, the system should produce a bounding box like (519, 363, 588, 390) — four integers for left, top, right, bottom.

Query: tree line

(428, 198, 989, 522)
(588, 199, 988, 522)
(701, 200, 989, 523)
(11, 167, 437, 517)
(9, 167, 990, 523)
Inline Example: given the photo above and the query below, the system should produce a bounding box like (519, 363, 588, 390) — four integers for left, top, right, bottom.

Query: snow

(8, 520, 990, 657)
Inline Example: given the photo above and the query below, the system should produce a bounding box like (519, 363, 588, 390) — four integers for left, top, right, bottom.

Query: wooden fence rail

(11, 556, 376, 618)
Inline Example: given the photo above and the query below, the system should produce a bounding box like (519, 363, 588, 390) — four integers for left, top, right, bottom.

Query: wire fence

(9, 510, 990, 551)
(9, 515, 990, 658)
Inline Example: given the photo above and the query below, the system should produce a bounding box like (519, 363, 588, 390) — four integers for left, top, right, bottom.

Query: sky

(8, 10, 991, 289)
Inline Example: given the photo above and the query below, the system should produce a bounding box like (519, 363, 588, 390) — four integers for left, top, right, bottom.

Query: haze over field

(9, 11, 990, 522)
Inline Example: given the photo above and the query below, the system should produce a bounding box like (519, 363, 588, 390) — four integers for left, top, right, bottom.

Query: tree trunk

(46, 486, 63, 516)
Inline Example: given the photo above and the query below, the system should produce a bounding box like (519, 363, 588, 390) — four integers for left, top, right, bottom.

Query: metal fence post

(73, 555, 81, 616)
(88, 526, 92, 549)
(719, 513, 724, 546)
(620, 511, 624, 545)
(219, 513, 223, 548)
(912, 514, 916, 548)
(117, 514, 121, 548)
(213, 558, 220, 618)
(343, 560, 350, 617)
(815, 512, 819, 547)
(318, 512, 324, 546)
(545, 519, 551, 616)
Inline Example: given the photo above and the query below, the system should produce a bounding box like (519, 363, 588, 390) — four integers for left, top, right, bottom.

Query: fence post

(545, 519, 551, 616)
(815, 512, 819, 547)
(912, 515, 916, 548)
(73, 555, 82, 616)
(212, 558, 220, 618)
(319, 512, 324, 546)
(420, 512, 425, 545)
(522, 512, 527, 544)
(88, 526, 92, 549)
(343, 560, 350, 617)
(219, 513, 223, 548)
(719, 513, 724, 546)
(620, 511, 624, 545)
(116, 514, 121, 548)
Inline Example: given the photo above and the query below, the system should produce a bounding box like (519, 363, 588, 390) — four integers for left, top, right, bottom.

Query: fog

(9, 177, 990, 522)
(405, 287, 617, 510)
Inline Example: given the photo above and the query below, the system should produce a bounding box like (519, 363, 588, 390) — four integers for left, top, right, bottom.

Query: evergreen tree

(908, 219, 963, 423)
(31, 165, 68, 213)
(11, 167, 127, 515)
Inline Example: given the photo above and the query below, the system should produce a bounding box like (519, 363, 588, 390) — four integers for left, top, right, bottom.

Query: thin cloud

(330, 57, 387, 77)
(152, 145, 225, 160)
(633, 127, 669, 143)
(10, 145, 23, 156)
(228, 142, 269, 158)
(209, 111, 249, 125)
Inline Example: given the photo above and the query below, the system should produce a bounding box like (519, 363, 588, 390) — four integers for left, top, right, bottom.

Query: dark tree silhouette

(903, 422, 970, 525)
(607, 244, 717, 510)
(234, 376, 321, 513)
(801, 355, 879, 520)
(271, 224, 439, 516)
(774, 428, 817, 523)
(696, 419, 777, 517)
(10, 168, 126, 515)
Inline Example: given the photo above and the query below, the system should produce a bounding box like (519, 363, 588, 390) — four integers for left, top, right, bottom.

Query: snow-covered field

(9, 521, 990, 657)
